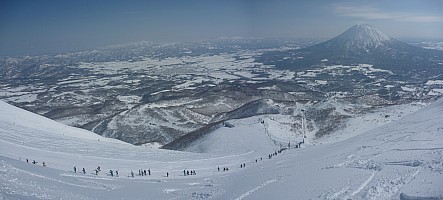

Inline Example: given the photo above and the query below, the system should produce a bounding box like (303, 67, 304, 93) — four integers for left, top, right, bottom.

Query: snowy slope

(0, 100, 252, 177)
(1, 99, 443, 199)
(329, 24, 391, 49)
(185, 115, 303, 154)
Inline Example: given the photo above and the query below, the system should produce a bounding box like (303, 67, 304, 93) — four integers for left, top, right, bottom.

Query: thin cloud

(333, 4, 443, 22)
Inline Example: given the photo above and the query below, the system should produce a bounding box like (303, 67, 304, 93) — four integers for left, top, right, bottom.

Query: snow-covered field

(1, 98, 442, 199)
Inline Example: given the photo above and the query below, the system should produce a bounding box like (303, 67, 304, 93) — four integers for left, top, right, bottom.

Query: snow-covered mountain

(259, 24, 443, 74)
(305, 24, 425, 61)
(320, 24, 393, 54)
(1, 98, 442, 199)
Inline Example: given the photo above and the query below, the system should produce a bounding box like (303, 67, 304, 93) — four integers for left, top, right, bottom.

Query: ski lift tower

(301, 109, 306, 143)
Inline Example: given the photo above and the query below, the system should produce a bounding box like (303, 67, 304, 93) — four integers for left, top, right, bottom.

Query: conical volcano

(306, 24, 414, 59)
(259, 24, 442, 73)
(321, 24, 392, 53)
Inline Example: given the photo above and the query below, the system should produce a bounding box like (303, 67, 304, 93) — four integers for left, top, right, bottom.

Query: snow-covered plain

(1, 99, 443, 199)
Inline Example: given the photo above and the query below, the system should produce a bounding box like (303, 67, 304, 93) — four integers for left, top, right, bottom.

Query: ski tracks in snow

(348, 171, 376, 198)
(233, 176, 283, 200)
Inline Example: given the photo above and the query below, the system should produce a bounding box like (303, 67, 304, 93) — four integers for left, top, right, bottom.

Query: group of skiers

(129, 168, 151, 178)
(183, 169, 196, 176)
(73, 166, 86, 174)
(138, 169, 151, 176)
(268, 147, 287, 159)
(109, 169, 118, 177)
(26, 158, 46, 167)
(218, 166, 229, 172)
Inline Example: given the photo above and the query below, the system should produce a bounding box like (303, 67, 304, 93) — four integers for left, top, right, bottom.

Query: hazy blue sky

(1, 0, 442, 56)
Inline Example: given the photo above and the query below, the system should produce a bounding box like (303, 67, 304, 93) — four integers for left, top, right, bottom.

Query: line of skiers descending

(268, 147, 288, 159)
(25, 158, 46, 167)
(27, 139, 304, 179)
(73, 166, 105, 175)
(215, 143, 299, 172)
(72, 166, 157, 178)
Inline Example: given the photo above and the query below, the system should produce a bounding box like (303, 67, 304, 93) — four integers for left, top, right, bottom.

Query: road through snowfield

(1, 99, 443, 199)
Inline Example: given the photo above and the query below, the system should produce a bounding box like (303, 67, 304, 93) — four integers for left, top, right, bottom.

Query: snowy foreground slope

(1, 99, 443, 200)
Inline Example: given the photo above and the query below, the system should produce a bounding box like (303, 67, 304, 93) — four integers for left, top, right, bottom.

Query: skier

(116, 170, 119, 176)
(131, 170, 134, 178)
(255, 159, 257, 163)
(166, 172, 169, 177)
(243, 163, 245, 168)
(144, 169, 147, 176)
(74, 166, 77, 173)
(42, 162, 46, 167)
(148, 169, 151, 176)
(26, 159, 29, 163)
(183, 170, 186, 176)
(240, 164, 242, 168)
(110, 170, 113, 177)
(187, 170, 190, 176)
(82, 168, 86, 174)
(95, 169, 99, 175)
(32, 160, 37, 164)
(218, 166, 220, 172)
(97, 166, 101, 171)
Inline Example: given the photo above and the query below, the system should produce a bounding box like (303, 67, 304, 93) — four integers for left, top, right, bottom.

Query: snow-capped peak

(333, 24, 391, 49)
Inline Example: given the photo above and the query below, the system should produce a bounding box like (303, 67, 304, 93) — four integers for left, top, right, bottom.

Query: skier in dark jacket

(82, 168, 86, 174)
(74, 166, 77, 173)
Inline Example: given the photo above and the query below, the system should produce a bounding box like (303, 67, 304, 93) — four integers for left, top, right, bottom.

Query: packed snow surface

(1, 99, 443, 199)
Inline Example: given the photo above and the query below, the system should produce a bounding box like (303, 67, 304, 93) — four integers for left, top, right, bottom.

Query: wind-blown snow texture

(1, 99, 442, 199)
